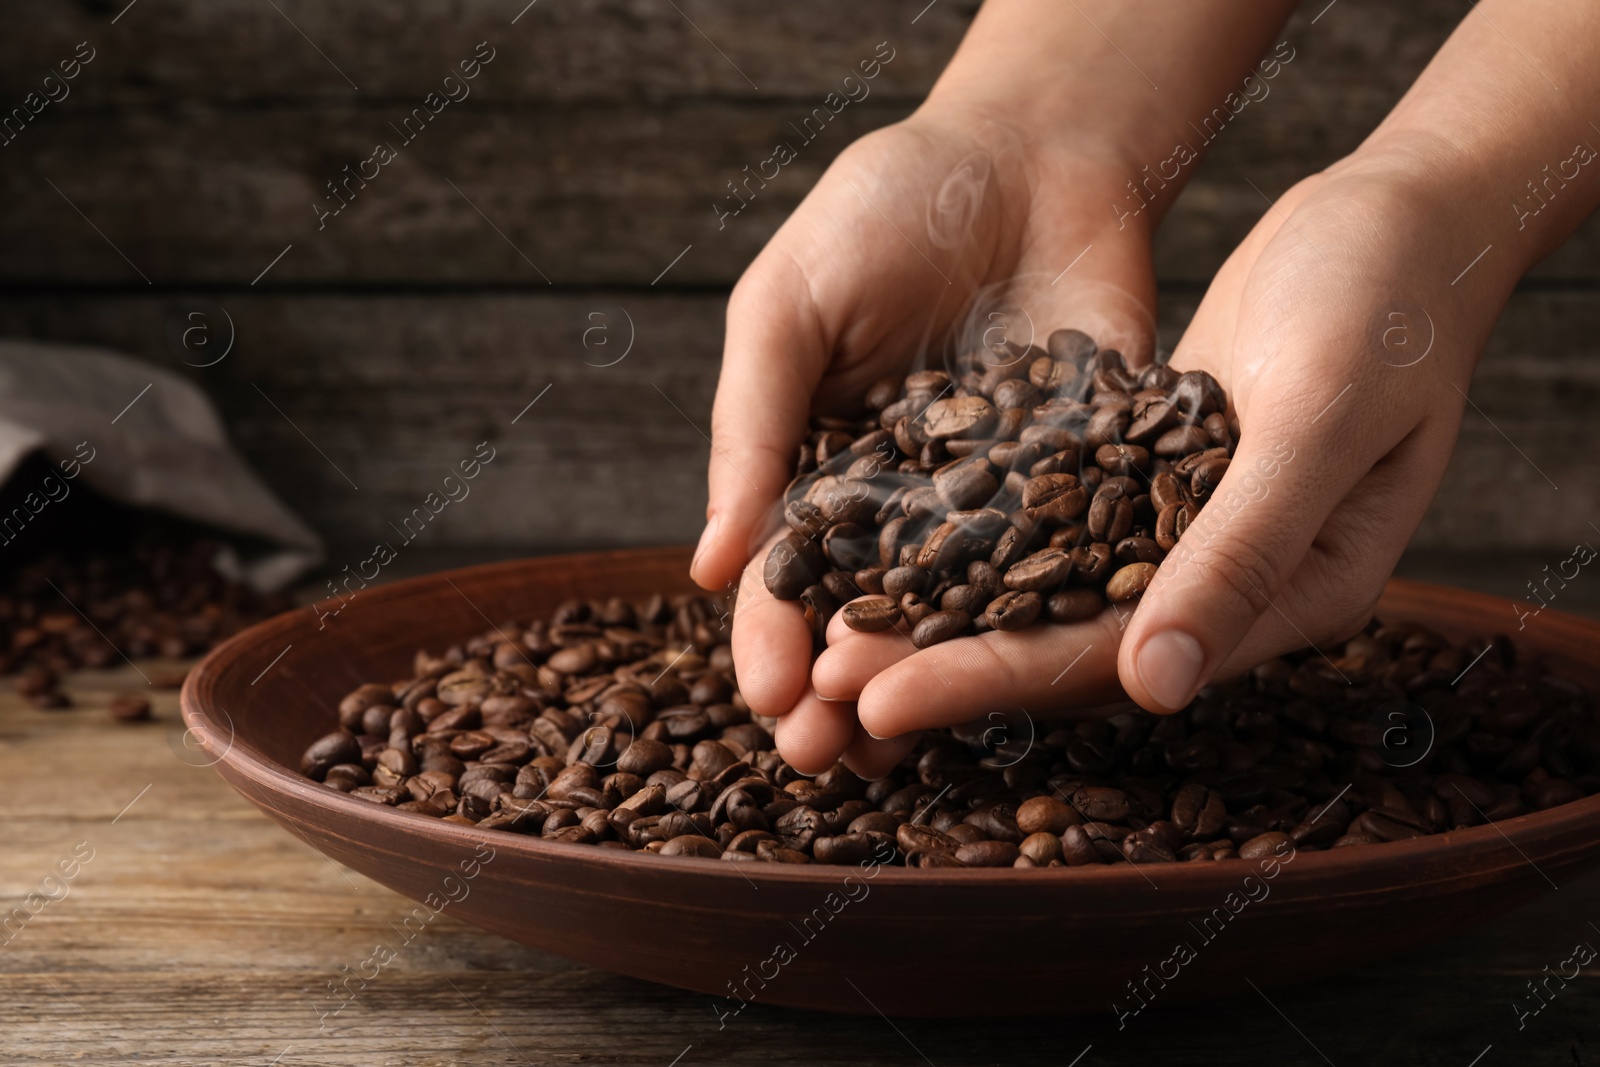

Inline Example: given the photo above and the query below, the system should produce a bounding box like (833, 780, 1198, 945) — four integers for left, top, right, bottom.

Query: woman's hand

(697, 104, 1160, 776)
(697, 0, 1600, 781)
(811, 155, 1521, 759)
(1119, 158, 1508, 710)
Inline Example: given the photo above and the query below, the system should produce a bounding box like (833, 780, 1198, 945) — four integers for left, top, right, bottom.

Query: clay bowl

(183, 546, 1600, 1018)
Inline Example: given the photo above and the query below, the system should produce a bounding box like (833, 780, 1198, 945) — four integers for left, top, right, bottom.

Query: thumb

(1116, 408, 1353, 713)
(691, 258, 829, 590)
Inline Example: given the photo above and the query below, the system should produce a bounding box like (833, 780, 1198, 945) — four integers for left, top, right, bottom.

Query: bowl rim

(181, 548, 1600, 893)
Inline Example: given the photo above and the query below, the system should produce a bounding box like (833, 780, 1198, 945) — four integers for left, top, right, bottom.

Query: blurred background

(2, 0, 1597, 598)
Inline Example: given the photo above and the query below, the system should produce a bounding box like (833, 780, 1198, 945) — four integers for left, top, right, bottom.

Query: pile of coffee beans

(302, 592, 1600, 869)
(764, 328, 1235, 649)
(4, 536, 290, 665)
(3, 537, 292, 709)
(1, 462, 296, 709)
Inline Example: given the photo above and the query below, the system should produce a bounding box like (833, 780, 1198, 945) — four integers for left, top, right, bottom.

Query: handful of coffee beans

(763, 328, 1233, 649)
(301, 592, 1600, 869)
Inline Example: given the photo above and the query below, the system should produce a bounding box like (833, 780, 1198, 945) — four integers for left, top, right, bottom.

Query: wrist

(919, 0, 1299, 231)
(904, 96, 1161, 247)
(1322, 142, 1529, 314)
(1342, 127, 1588, 295)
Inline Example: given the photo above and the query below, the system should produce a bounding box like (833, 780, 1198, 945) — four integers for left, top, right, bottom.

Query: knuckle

(1181, 537, 1285, 618)
(1325, 586, 1381, 643)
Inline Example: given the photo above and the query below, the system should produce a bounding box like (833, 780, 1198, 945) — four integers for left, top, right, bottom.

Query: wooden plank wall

(0, 0, 1595, 557)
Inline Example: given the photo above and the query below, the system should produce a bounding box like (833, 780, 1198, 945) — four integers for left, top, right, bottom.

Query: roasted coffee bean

(1353, 809, 1429, 842)
(1149, 471, 1185, 512)
(1171, 370, 1225, 418)
(799, 584, 838, 647)
(1084, 404, 1130, 451)
(763, 532, 827, 600)
(816, 479, 880, 527)
(984, 590, 1042, 631)
(323, 764, 371, 792)
(615, 737, 673, 777)
(1190, 455, 1231, 501)
(1238, 832, 1295, 860)
(1004, 548, 1073, 593)
(924, 396, 997, 439)
(1030, 357, 1075, 395)
(1114, 537, 1164, 566)
(992, 377, 1040, 411)
(1022, 474, 1089, 525)
(917, 522, 966, 572)
(1171, 784, 1227, 838)
(1088, 485, 1134, 544)
(1021, 423, 1081, 452)
(1015, 795, 1080, 835)
(1155, 502, 1197, 551)
(913, 610, 971, 649)
(1173, 446, 1228, 478)
(813, 833, 877, 865)
(1060, 825, 1107, 866)
(934, 462, 1000, 511)
(1046, 588, 1105, 623)
(841, 596, 903, 633)
(897, 822, 958, 857)
(302, 731, 361, 780)
(957, 840, 1021, 867)
(967, 560, 1006, 600)
(964, 803, 1024, 842)
(947, 507, 1011, 539)
(1071, 786, 1129, 822)
(990, 525, 1031, 570)
(1155, 424, 1211, 458)
(941, 584, 987, 616)
(1043, 526, 1083, 552)
(882, 565, 930, 601)
(1019, 831, 1064, 865)
(900, 593, 936, 629)
(877, 516, 911, 569)
(1106, 563, 1158, 604)
(1123, 830, 1177, 864)
(1028, 449, 1078, 479)
(1127, 396, 1179, 442)
(659, 835, 722, 858)
(785, 499, 830, 539)
(1068, 543, 1113, 586)
(1203, 411, 1233, 449)
(1095, 443, 1149, 477)
(852, 567, 887, 596)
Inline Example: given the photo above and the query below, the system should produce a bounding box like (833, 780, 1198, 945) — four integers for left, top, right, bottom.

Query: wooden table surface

(6, 557, 1600, 1067)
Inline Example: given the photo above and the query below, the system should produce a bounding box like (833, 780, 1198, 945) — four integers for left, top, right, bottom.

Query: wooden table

(6, 563, 1600, 1067)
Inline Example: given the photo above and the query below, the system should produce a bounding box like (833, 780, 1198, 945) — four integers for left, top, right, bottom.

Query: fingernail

(1136, 630, 1206, 710)
(813, 692, 848, 703)
(860, 717, 892, 740)
(690, 514, 721, 579)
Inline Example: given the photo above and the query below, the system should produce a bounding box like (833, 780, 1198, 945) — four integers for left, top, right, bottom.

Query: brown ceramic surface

(181, 547, 1600, 1017)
